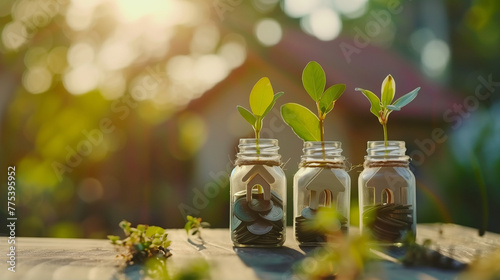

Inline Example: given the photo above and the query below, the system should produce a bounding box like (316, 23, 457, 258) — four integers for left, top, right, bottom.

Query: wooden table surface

(1, 224, 499, 280)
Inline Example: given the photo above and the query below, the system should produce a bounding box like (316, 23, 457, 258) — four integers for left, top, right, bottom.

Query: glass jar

(358, 141, 416, 246)
(230, 138, 286, 247)
(293, 141, 350, 245)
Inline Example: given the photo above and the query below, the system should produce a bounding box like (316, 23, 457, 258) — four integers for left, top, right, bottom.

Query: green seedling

(356, 75, 420, 147)
(108, 220, 172, 265)
(237, 77, 284, 153)
(281, 61, 346, 142)
(184, 215, 210, 238)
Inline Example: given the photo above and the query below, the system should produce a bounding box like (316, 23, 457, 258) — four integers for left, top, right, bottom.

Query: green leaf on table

(356, 88, 381, 117)
(146, 226, 165, 238)
(391, 87, 420, 110)
(136, 224, 146, 233)
(262, 91, 284, 118)
(237, 106, 256, 126)
(152, 238, 161, 245)
(281, 103, 321, 141)
(184, 221, 193, 234)
(108, 235, 120, 244)
(302, 61, 326, 102)
(249, 77, 274, 116)
(381, 74, 395, 106)
(319, 84, 346, 115)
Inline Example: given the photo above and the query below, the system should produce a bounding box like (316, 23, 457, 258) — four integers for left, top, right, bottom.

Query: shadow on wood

(234, 247, 304, 279)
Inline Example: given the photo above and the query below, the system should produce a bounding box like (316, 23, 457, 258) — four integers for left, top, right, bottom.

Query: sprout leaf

(262, 91, 284, 118)
(249, 77, 274, 117)
(237, 106, 256, 126)
(281, 103, 321, 141)
(391, 87, 420, 110)
(381, 74, 395, 106)
(356, 88, 381, 118)
(302, 61, 326, 102)
(319, 84, 345, 115)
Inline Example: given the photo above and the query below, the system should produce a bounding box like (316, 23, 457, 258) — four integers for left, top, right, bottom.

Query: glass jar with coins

(230, 138, 286, 247)
(293, 141, 350, 245)
(358, 141, 416, 246)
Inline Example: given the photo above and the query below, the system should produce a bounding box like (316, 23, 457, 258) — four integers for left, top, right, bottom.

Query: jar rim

(367, 140, 405, 146)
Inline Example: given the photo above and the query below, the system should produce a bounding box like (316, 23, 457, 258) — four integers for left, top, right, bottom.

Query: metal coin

(231, 216, 243, 231)
(248, 198, 274, 212)
(237, 232, 260, 244)
(301, 207, 317, 220)
(271, 220, 284, 229)
(259, 205, 283, 222)
(234, 198, 258, 222)
(389, 215, 413, 222)
(247, 220, 273, 235)
(389, 214, 413, 224)
(375, 216, 405, 228)
(372, 224, 400, 239)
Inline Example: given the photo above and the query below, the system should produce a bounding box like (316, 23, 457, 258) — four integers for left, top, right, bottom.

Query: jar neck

(235, 138, 281, 166)
(364, 141, 409, 167)
(300, 141, 345, 168)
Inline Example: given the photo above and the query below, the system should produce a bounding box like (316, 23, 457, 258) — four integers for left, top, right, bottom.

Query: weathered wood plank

(0, 224, 499, 280)
(417, 223, 500, 264)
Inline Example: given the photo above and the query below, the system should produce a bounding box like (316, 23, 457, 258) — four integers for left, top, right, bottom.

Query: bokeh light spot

(218, 34, 247, 69)
(410, 28, 435, 53)
(67, 42, 95, 68)
(47, 46, 68, 74)
(23, 67, 52, 94)
(282, 0, 321, 18)
(98, 40, 136, 70)
(2, 21, 27, 50)
(331, 0, 368, 18)
(421, 39, 450, 77)
(167, 55, 195, 82)
(99, 72, 126, 100)
(115, 0, 170, 23)
(255, 18, 282, 46)
(308, 8, 342, 41)
(190, 23, 220, 54)
(194, 54, 229, 85)
(65, 3, 94, 31)
(63, 64, 100, 95)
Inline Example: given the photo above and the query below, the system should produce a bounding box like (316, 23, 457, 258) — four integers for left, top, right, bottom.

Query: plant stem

(317, 104, 326, 160)
(255, 130, 260, 155)
(319, 118, 324, 142)
(383, 122, 388, 147)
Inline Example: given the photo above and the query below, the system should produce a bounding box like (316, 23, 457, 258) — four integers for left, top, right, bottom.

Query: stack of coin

(295, 207, 348, 244)
(232, 190, 284, 246)
(362, 203, 413, 242)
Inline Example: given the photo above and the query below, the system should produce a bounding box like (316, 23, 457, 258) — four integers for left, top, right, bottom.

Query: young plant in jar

(356, 75, 420, 245)
(281, 61, 350, 245)
(231, 77, 286, 247)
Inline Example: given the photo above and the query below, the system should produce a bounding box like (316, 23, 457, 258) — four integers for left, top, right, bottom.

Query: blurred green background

(0, 0, 499, 238)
